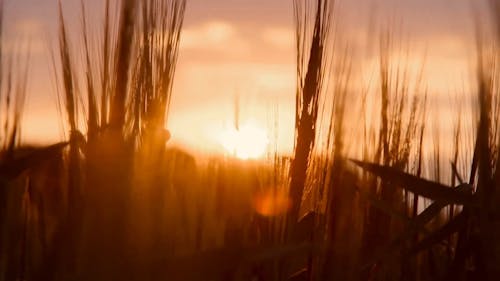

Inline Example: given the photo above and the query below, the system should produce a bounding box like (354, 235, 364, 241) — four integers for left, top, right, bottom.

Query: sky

(1, 0, 494, 156)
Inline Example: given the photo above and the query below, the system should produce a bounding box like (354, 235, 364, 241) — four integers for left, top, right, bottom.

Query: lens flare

(253, 188, 291, 217)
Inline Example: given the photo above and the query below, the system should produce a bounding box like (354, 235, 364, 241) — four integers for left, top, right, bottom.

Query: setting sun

(218, 122, 269, 159)
(2, 0, 498, 280)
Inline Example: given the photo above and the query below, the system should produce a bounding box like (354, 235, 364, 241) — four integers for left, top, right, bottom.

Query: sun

(218, 122, 269, 160)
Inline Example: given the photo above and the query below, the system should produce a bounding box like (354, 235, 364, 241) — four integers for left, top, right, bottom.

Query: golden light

(253, 188, 291, 217)
(218, 122, 269, 159)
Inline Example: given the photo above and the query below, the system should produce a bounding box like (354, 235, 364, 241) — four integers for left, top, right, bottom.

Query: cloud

(180, 21, 250, 56)
(261, 27, 294, 50)
(14, 19, 43, 35)
(173, 61, 294, 101)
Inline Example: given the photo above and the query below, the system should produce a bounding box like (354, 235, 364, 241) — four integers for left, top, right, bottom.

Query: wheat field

(0, 0, 499, 280)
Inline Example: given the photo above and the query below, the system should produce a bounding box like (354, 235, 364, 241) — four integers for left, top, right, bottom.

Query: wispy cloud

(181, 21, 250, 56)
(261, 27, 294, 50)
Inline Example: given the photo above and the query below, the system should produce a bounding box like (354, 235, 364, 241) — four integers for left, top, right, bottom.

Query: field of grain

(0, 0, 499, 280)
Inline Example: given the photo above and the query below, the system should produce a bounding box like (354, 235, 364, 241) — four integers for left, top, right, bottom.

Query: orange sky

(2, 0, 494, 156)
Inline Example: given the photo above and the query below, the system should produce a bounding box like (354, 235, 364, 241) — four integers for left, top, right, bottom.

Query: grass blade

(350, 159, 474, 205)
(408, 210, 468, 256)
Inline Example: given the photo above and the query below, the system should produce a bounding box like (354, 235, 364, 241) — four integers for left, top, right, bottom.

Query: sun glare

(218, 122, 269, 159)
